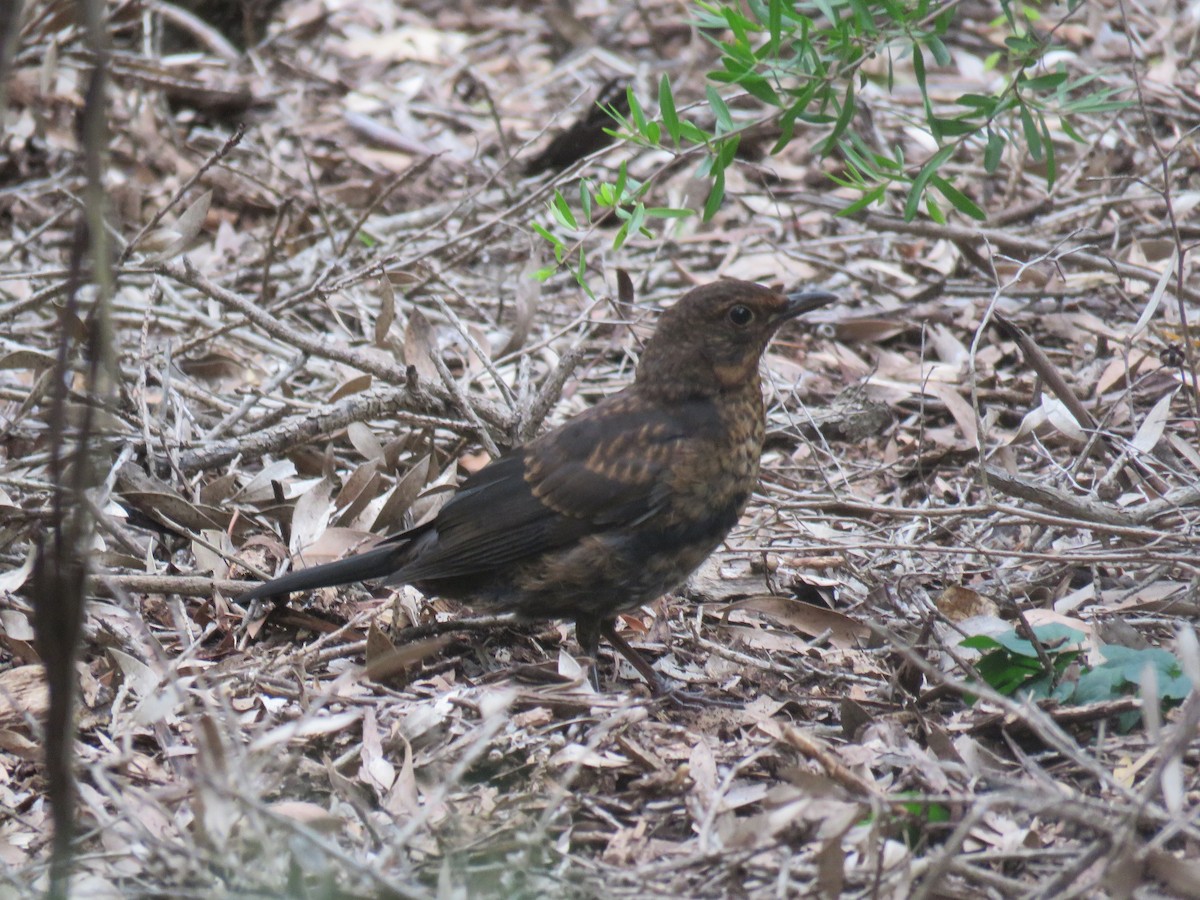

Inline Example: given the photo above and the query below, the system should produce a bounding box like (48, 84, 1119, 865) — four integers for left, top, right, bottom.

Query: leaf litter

(2, 0, 1200, 897)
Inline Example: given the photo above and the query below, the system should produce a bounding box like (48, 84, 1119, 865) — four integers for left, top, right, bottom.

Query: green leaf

(767, 0, 783, 56)
(1074, 664, 1127, 704)
(533, 265, 556, 282)
(741, 75, 782, 107)
(717, 134, 741, 168)
(1022, 72, 1069, 92)
(679, 121, 710, 143)
(1020, 103, 1043, 161)
(1060, 116, 1084, 144)
(579, 180, 592, 222)
(551, 191, 577, 229)
(975, 650, 1041, 696)
(925, 192, 945, 224)
(613, 161, 629, 204)
(903, 144, 954, 221)
(836, 184, 886, 217)
(956, 93, 998, 112)
(707, 84, 734, 132)
(627, 86, 647, 134)
(627, 202, 647, 240)
(912, 44, 939, 141)
(531, 222, 562, 252)
(931, 117, 979, 137)
(930, 175, 986, 220)
(1040, 112, 1056, 187)
(645, 207, 695, 218)
(703, 167, 726, 221)
(659, 74, 681, 145)
(998, 624, 1086, 658)
(912, 42, 928, 96)
(926, 35, 951, 66)
(984, 128, 1005, 173)
(818, 80, 856, 155)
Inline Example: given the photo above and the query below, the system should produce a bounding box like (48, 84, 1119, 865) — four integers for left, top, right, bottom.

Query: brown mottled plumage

(238, 280, 836, 690)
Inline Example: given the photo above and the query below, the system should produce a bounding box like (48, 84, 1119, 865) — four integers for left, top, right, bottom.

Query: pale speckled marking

(665, 378, 765, 524)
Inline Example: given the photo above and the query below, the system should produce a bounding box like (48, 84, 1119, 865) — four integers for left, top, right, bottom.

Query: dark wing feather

(395, 391, 719, 583)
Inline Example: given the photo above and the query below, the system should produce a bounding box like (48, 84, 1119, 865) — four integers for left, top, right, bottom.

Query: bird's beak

(782, 289, 838, 319)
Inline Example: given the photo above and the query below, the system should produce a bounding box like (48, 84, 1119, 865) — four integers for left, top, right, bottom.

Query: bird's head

(635, 280, 836, 398)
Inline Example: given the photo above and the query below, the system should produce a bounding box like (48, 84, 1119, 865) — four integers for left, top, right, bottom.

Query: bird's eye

(727, 304, 754, 326)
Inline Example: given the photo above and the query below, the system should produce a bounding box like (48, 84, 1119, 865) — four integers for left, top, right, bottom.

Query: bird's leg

(602, 619, 739, 708)
(600, 619, 666, 692)
(574, 617, 603, 691)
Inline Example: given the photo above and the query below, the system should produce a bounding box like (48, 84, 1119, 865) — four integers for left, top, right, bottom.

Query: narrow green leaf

(931, 175, 986, 220)
(903, 144, 954, 221)
(627, 202, 647, 240)
(836, 184, 886, 217)
(717, 134, 741, 167)
(627, 86, 647, 133)
(956, 93, 998, 112)
(551, 191, 577, 229)
(1060, 116, 1084, 144)
(707, 84, 734, 132)
(530, 222, 559, 248)
(579, 180, 592, 222)
(613, 161, 628, 203)
(912, 41, 928, 95)
(1022, 72, 1069, 91)
(531, 223, 564, 262)
(574, 252, 593, 297)
(925, 192, 945, 224)
(926, 35, 951, 66)
(818, 79, 856, 154)
(772, 107, 798, 154)
(703, 168, 726, 221)
(645, 207, 695, 218)
(767, 0, 783, 56)
(741, 75, 782, 107)
(612, 219, 630, 250)
(912, 43, 939, 140)
(1020, 103, 1043, 161)
(533, 265, 556, 282)
(984, 128, 1005, 173)
(659, 74, 681, 145)
(932, 117, 977, 137)
(1041, 112, 1056, 187)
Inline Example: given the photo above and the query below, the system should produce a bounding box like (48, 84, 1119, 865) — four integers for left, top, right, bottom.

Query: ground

(2, 0, 1200, 897)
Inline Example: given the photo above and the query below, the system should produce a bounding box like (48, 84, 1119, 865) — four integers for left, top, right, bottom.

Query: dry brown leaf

(0, 666, 47, 730)
(268, 800, 342, 833)
(722, 595, 869, 649)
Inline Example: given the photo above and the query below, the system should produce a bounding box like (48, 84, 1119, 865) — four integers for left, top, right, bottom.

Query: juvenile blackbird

(238, 280, 836, 690)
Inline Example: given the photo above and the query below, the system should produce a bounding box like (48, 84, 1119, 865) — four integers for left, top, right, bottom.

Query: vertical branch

(30, 1, 117, 896)
(0, 1, 23, 130)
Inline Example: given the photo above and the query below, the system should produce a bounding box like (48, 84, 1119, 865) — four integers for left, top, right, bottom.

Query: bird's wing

(395, 392, 719, 582)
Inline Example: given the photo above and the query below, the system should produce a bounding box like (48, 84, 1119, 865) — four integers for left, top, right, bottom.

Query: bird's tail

(236, 539, 409, 605)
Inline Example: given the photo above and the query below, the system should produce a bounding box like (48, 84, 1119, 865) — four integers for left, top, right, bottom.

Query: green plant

(532, 0, 1127, 281)
(960, 624, 1193, 730)
(961, 623, 1085, 702)
(531, 160, 693, 287)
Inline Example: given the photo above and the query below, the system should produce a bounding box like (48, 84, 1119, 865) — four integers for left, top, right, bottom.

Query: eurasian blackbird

(238, 280, 836, 690)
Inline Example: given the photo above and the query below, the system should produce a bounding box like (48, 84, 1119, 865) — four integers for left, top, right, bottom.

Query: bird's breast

(664, 384, 765, 527)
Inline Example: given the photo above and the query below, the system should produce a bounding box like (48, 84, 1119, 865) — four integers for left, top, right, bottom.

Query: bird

(237, 279, 836, 692)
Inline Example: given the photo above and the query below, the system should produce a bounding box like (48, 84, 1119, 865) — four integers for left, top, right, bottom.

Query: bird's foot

(647, 677, 741, 709)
